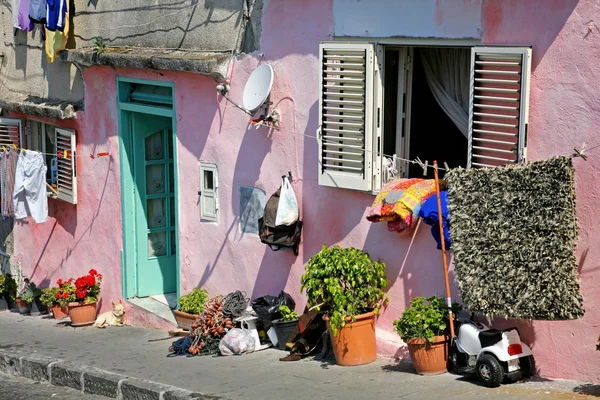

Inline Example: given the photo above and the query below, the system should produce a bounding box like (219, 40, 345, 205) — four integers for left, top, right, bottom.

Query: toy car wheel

(519, 355, 536, 378)
(476, 354, 504, 387)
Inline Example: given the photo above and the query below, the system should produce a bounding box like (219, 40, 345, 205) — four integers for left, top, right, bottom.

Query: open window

(25, 121, 77, 204)
(317, 42, 531, 192)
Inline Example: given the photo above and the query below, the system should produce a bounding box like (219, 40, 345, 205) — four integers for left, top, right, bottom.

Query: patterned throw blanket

(366, 178, 446, 234)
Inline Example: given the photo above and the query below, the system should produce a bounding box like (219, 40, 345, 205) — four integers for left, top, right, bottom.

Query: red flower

(76, 288, 88, 299)
(56, 291, 61, 299)
(89, 269, 98, 276)
(63, 292, 69, 299)
(75, 277, 86, 289)
(84, 275, 96, 287)
(57, 279, 63, 286)
(97, 274, 103, 280)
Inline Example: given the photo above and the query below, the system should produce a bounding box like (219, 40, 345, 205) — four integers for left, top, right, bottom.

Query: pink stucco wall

(11, 0, 600, 383)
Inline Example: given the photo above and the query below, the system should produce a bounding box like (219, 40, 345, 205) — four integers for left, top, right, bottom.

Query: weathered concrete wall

(6, 0, 600, 384)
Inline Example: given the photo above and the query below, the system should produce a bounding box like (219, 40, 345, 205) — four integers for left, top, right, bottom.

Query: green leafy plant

(178, 288, 209, 315)
(301, 245, 389, 336)
(0, 274, 17, 300)
(279, 305, 298, 322)
(393, 296, 461, 344)
(19, 279, 42, 304)
(40, 287, 60, 307)
(92, 37, 106, 55)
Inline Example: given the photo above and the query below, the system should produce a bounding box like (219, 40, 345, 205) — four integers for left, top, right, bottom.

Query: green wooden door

(132, 113, 176, 296)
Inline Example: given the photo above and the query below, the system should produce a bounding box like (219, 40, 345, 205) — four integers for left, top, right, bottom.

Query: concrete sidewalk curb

(0, 349, 220, 400)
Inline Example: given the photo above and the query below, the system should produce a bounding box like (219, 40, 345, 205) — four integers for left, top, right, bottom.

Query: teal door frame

(117, 77, 180, 301)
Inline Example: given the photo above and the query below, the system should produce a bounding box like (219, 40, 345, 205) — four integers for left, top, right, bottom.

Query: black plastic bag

(251, 291, 296, 322)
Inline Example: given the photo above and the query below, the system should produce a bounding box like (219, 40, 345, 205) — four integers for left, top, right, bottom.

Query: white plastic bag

(275, 176, 299, 226)
(219, 328, 256, 356)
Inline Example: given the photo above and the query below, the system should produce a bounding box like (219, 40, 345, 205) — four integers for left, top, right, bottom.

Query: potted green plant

(301, 245, 389, 366)
(173, 288, 209, 330)
(393, 296, 461, 375)
(272, 305, 299, 350)
(40, 286, 68, 319)
(20, 279, 47, 315)
(0, 274, 17, 311)
(67, 270, 102, 327)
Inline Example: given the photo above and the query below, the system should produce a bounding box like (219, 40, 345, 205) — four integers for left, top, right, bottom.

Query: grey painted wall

(0, 0, 263, 108)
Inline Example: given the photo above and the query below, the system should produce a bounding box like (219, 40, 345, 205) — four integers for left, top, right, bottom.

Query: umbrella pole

(433, 160, 455, 339)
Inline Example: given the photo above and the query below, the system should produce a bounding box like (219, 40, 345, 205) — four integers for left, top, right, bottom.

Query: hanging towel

(45, 0, 68, 63)
(445, 157, 584, 320)
(17, 0, 34, 31)
(29, 0, 47, 24)
(45, 0, 67, 31)
(417, 190, 451, 250)
(13, 150, 48, 224)
(0, 149, 18, 218)
(11, 0, 21, 28)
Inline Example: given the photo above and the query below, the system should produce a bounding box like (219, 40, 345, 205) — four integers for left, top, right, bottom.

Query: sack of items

(258, 175, 302, 255)
(219, 328, 256, 356)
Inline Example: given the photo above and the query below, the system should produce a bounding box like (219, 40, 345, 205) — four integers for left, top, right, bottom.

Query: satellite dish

(242, 64, 274, 113)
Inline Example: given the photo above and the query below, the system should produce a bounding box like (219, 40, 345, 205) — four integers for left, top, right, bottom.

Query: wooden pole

(433, 160, 455, 339)
(46, 182, 59, 197)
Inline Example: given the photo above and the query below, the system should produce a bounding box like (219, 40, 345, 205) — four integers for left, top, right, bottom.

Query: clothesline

(1, 145, 109, 159)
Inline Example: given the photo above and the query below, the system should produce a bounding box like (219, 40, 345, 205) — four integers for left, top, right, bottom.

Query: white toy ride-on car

(449, 314, 535, 387)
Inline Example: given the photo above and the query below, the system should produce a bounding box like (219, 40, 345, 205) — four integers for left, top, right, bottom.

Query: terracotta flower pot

(68, 302, 97, 327)
(50, 305, 69, 319)
(406, 335, 449, 375)
(324, 312, 377, 366)
(15, 298, 30, 314)
(173, 310, 199, 331)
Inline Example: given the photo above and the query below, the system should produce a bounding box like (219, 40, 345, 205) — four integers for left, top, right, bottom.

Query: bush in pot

(272, 305, 299, 350)
(40, 286, 69, 319)
(174, 288, 209, 330)
(0, 274, 17, 311)
(301, 245, 388, 366)
(393, 296, 461, 375)
(21, 280, 47, 315)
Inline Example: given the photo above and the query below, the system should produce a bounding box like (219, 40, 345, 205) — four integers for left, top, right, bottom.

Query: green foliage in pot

(393, 296, 461, 344)
(0, 274, 18, 300)
(279, 305, 298, 322)
(301, 245, 389, 336)
(40, 287, 60, 307)
(19, 279, 42, 304)
(178, 288, 209, 315)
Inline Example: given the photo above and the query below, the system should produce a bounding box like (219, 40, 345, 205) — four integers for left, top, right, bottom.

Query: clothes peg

(443, 162, 450, 171)
(12, 144, 17, 150)
(422, 160, 428, 176)
(97, 152, 110, 157)
(573, 142, 588, 161)
(2, 146, 6, 152)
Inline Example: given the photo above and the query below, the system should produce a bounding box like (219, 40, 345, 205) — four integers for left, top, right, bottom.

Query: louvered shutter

(200, 162, 218, 222)
(318, 42, 374, 191)
(55, 128, 77, 204)
(467, 47, 531, 168)
(0, 118, 23, 149)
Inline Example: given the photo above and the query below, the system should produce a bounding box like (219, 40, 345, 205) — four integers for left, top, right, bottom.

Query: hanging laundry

(11, 0, 21, 28)
(445, 157, 584, 320)
(366, 178, 445, 234)
(17, 0, 34, 31)
(45, 0, 67, 31)
(0, 148, 18, 218)
(45, 0, 68, 63)
(417, 190, 451, 250)
(29, 0, 47, 24)
(13, 150, 48, 224)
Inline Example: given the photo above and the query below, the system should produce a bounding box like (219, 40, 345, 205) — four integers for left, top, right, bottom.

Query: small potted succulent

(0, 274, 17, 311)
(67, 269, 102, 327)
(15, 279, 39, 314)
(301, 245, 389, 366)
(393, 296, 461, 375)
(40, 284, 69, 319)
(272, 305, 299, 350)
(173, 288, 209, 330)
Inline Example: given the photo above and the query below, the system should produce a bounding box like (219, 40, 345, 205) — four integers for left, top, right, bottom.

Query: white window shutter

(0, 117, 23, 149)
(200, 162, 218, 222)
(467, 47, 531, 168)
(55, 128, 77, 204)
(318, 42, 375, 191)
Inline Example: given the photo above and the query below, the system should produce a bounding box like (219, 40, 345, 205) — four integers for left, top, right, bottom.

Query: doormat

(445, 157, 584, 320)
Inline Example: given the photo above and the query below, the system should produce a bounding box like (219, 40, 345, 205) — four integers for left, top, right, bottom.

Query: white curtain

(420, 48, 470, 138)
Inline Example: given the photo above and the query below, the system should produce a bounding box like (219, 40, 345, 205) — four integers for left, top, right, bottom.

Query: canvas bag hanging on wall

(275, 176, 299, 226)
